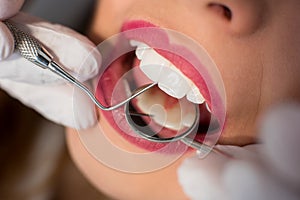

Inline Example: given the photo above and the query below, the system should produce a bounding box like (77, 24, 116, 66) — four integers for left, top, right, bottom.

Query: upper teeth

(130, 40, 205, 104)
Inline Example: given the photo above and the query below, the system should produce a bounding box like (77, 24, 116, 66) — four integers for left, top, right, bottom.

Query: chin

(66, 127, 192, 200)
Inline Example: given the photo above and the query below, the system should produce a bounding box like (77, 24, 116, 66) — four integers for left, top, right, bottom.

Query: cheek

(204, 34, 263, 113)
(193, 30, 264, 144)
(90, 1, 121, 39)
(94, 0, 135, 36)
(252, 4, 300, 106)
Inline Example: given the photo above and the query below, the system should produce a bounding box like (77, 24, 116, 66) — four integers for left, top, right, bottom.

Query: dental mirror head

(124, 84, 203, 145)
(124, 85, 228, 155)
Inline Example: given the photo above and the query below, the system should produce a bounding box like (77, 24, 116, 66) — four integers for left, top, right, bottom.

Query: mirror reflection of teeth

(135, 87, 198, 131)
(130, 40, 206, 104)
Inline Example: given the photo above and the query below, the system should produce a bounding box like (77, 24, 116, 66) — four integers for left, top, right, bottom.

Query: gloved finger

(223, 160, 300, 200)
(177, 144, 260, 200)
(0, 78, 97, 130)
(177, 150, 228, 200)
(0, 0, 24, 60)
(0, 22, 14, 60)
(0, 0, 24, 19)
(0, 12, 101, 85)
(260, 102, 300, 186)
(0, 53, 69, 84)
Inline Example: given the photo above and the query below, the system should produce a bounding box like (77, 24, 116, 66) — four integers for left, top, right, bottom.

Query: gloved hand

(178, 102, 300, 200)
(0, 0, 101, 129)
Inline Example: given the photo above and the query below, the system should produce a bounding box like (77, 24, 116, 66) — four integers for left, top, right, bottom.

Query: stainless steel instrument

(5, 21, 227, 155)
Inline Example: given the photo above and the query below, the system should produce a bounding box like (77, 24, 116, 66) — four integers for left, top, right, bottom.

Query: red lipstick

(95, 20, 226, 153)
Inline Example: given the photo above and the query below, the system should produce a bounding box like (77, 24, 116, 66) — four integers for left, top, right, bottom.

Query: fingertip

(78, 46, 102, 81)
(223, 160, 299, 200)
(260, 102, 300, 185)
(74, 115, 98, 131)
(223, 161, 264, 200)
(23, 22, 101, 81)
(72, 82, 98, 130)
(0, 0, 24, 19)
(178, 153, 229, 199)
(0, 22, 14, 60)
(260, 102, 300, 143)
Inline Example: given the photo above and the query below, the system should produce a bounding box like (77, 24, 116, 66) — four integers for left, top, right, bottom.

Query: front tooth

(140, 49, 190, 99)
(136, 43, 151, 60)
(187, 84, 205, 104)
(140, 49, 171, 82)
(130, 40, 151, 60)
(135, 40, 205, 103)
(129, 40, 143, 47)
(158, 67, 190, 99)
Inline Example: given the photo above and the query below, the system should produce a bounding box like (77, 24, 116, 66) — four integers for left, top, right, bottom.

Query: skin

(67, 0, 300, 199)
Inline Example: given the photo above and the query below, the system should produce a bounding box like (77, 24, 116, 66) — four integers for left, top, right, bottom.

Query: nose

(207, 1, 266, 36)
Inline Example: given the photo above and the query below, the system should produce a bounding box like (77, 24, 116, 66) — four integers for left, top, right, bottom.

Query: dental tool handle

(3, 21, 107, 108)
(4, 21, 53, 69)
(4, 21, 157, 112)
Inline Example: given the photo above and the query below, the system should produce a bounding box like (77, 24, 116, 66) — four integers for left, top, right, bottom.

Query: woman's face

(67, 0, 300, 199)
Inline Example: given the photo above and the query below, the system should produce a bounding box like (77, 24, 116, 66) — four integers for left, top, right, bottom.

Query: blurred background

(0, 0, 112, 199)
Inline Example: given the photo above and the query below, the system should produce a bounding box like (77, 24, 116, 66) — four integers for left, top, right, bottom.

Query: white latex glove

(178, 102, 300, 200)
(0, 1, 101, 129)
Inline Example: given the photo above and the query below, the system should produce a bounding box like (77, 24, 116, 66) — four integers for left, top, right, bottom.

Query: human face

(67, 0, 300, 199)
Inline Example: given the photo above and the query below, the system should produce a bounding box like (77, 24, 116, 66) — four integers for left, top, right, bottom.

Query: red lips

(95, 20, 226, 152)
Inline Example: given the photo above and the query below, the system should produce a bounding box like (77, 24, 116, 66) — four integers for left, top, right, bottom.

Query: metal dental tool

(124, 87, 230, 156)
(124, 96, 213, 153)
(4, 21, 157, 112)
(5, 21, 226, 156)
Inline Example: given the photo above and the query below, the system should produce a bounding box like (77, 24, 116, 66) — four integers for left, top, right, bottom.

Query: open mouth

(95, 20, 225, 152)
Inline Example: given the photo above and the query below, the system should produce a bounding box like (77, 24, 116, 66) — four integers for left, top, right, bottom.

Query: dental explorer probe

(4, 21, 157, 112)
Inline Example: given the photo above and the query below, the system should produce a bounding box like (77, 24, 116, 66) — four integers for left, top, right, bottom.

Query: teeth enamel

(149, 105, 182, 130)
(182, 113, 197, 127)
(131, 41, 151, 60)
(205, 102, 211, 113)
(140, 49, 170, 82)
(129, 40, 143, 47)
(187, 85, 205, 104)
(130, 40, 206, 104)
(136, 89, 197, 131)
(158, 67, 190, 99)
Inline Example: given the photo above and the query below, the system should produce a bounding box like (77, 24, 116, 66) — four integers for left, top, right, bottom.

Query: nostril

(208, 3, 232, 21)
(207, 1, 266, 35)
(222, 5, 232, 20)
